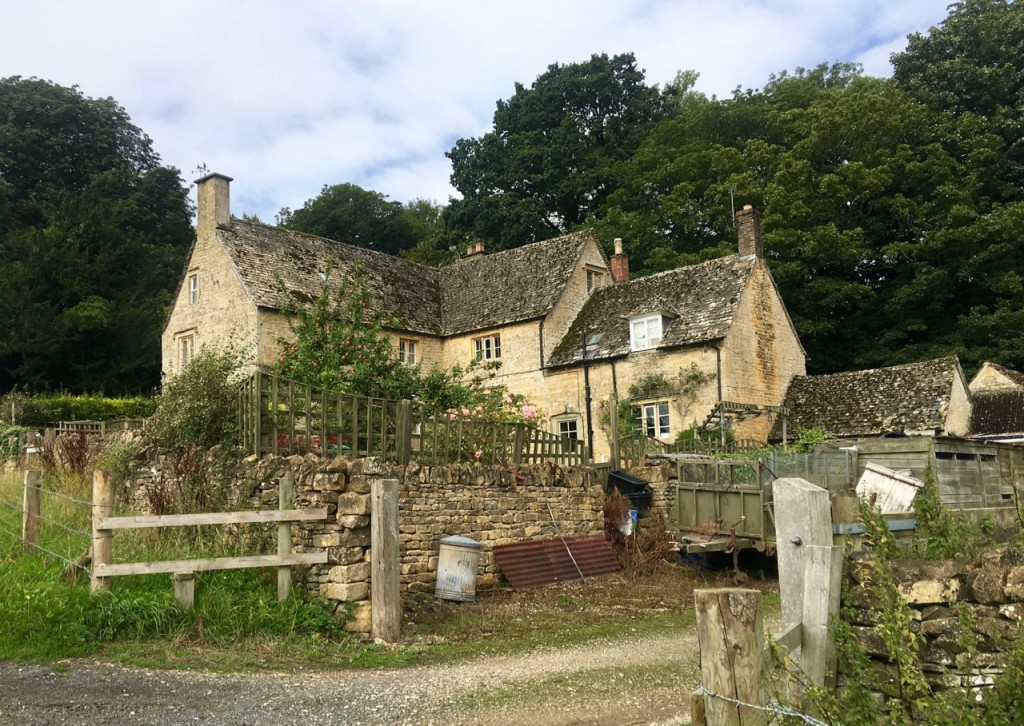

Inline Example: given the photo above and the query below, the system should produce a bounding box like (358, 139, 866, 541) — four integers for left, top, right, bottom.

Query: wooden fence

(691, 477, 842, 725)
(90, 471, 328, 607)
(238, 371, 585, 466)
(56, 419, 147, 436)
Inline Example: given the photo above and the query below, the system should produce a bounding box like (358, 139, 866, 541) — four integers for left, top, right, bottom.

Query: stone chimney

(464, 241, 486, 258)
(610, 237, 629, 283)
(195, 173, 233, 234)
(735, 204, 763, 258)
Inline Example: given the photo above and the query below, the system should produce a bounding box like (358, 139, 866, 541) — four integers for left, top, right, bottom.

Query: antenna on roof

(193, 162, 209, 179)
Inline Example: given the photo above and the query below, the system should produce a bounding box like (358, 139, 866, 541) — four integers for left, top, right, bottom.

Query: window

(554, 416, 581, 451)
(176, 333, 195, 371)
(629, 314, 663, 351)
(586, 269, 603, 293)
(634, 402, 670, 439)
(474, 334, 501, 361)
(398, 338, 417, 365)
(188, 274, 199, 304)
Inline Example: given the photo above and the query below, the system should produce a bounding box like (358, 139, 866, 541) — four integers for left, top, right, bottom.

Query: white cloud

(1, 0, 952, 219)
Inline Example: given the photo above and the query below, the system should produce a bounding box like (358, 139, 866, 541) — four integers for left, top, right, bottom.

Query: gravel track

(0, 627, 708, 726)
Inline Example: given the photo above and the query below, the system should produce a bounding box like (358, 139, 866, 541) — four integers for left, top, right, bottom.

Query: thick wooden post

(801, 544, 843, 688)
(22, 470, 41, 550)
(277, 475, 294, 601)
(91, 470, 114, 592)
(396, 400, 413, 464)
(173, 572, 196, 609)
(371, 478, 400, 643)
(512, 424, 525, 465)
(694, 588, 766, 726)
(772, 478, 833, 628)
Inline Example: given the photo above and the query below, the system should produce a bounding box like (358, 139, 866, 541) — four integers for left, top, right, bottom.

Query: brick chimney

(195, 173, 233, 234)
(610, 237, 629, 283)
(735, 204, 763, 258)
(464, 241, 486, 258)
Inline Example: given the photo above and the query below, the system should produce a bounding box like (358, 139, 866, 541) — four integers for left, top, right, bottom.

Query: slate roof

(970, 391, 1024, 436)
(772, 357, 964, 439)
(218, 222, 594, 336)
(546, 255, 756, 366)
(439, 229, 595, 335)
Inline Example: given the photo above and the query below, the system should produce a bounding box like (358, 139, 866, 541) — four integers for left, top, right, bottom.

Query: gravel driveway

(0, 627, 708, 726)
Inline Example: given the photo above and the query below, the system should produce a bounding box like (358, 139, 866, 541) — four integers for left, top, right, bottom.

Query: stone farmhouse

(162, 174, 806, 460)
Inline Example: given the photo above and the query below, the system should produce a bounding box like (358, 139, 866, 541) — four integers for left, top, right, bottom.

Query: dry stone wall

(843, 546, 1024, 699)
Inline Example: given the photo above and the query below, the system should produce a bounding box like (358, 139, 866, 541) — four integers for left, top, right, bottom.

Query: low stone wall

(617, 460, 678, 529)
(126, 451, 605, 631)
(844, 546, 1024, 697)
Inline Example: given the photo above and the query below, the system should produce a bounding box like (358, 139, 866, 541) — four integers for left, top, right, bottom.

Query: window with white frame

(176, 333, 195, 371)
(398, 338, 417, 365)
(188, 274, 199, 304)
(586, 268, 603, 293)
(474, 334, 501, 361)
(634, 402, 670, 439)
(553, 416, 581, 449)
(629, 314, 663, 351)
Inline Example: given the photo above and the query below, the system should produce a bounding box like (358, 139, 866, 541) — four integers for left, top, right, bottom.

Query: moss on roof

(774, 357, 963, 438)
(218, 222, 594, 336)
(970, 391, 1024, 436)
(546, 255, 755, 366)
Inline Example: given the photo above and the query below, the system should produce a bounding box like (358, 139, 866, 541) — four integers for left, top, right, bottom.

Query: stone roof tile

(547, 255, 755, 366)
(970, 391, 1024, 436)
(774, 357, 962, 438)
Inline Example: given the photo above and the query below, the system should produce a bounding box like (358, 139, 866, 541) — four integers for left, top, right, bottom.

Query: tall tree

(277, 183, 418, 255)
(446, 53, 668, 250)
(0, 77, 193, 394)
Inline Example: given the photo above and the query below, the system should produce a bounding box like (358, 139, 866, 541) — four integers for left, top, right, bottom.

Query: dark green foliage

(0, 77, 193, 394)
(911, 466, 983, 560)
(446, 53, 668, 250)
(145, 348, 241, 450)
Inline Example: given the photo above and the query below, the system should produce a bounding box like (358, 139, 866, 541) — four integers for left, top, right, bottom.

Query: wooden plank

(91, 470, 114, 592)
(22, 470, 41, 550)
(694, 588, 766, 726)
(772, 478, 832, 628)
(96, 508, 328, 530)
(774, 621, 802, 652)
(94, 552, 328, 577)
(801, 544, 843, 688)
(372, 478, 401, 643)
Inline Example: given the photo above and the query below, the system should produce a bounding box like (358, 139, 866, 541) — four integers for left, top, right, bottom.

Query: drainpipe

(716, 344, 724, 446)
(583, 332, 594, 464)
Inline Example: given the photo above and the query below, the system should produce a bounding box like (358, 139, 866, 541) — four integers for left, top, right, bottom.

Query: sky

(3, 1, 954, 221)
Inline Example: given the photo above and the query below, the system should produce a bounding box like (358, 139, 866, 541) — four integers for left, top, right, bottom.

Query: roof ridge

(801, 356, 959, 380)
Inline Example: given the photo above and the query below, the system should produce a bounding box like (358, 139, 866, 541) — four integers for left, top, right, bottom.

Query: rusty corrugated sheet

(493, 535, 620, 590)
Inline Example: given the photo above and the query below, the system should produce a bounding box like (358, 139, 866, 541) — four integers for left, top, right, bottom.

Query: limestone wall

(843, 547, 1024, 698)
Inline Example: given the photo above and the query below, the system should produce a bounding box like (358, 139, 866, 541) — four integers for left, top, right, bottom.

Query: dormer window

(629, 314, 663, 351)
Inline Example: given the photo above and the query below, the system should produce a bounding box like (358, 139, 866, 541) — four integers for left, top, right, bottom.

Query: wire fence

(696, 685, 832, 726)
(0, 472, 92, 574)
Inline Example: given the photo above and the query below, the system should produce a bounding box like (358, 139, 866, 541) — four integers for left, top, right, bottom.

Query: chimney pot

(475, 242, 485, 254)
(195, 172, 233, 233)
(735, 205, 764, 258)
(466, 243, 476, 256)
(610, 237, 629, 283)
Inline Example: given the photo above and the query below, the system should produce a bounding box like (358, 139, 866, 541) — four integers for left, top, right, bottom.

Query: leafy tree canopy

(0, 77, 193, 394)
(445, 52, 668, 250)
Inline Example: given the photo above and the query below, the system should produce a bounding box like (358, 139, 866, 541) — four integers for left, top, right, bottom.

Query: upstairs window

(634, 402, 670, 439)
(398, 338, 417, 365)
(188, 274, 199, 304)
(629, 314, 663, 351)
(586, 269, 603, 293)
(474, 334, 501, 361)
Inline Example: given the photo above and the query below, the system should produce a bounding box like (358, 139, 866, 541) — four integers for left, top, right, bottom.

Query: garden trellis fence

(238, 371, 585, 466)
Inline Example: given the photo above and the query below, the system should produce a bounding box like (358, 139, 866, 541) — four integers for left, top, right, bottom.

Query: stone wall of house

(126, 451, 605, 632)
(843, 547, 1024, 699)
(541, 237, 612, 358)
(720, 262, 806, 443)
(161, 229, 259, 379)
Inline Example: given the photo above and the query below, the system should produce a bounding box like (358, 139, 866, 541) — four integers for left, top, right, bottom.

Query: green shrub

(146, 347, 242, 450)
(1, 390, 156, 427)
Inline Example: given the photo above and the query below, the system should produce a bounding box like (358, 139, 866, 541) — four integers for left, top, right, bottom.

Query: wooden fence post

(694, 588, 766, 726)
(22, 470, 41, 551)
(608, 394, 620, 469)
(771, 477, 833, 628)
(512, 424, 525, 465)
(91, 470, 113, 592)
(396, 400, 413, 464)
(801, 544, 843, 688)
(371, 478, 400, 643)
(277, 475, 294, 601)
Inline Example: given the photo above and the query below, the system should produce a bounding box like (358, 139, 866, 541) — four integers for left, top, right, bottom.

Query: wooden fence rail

(238, 371, 585, 466)
(90, 471, 328, 607)
(691, 477, 842, 725)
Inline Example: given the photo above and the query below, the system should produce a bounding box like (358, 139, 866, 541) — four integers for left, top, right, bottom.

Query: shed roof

(547, 254, 756, 366)
(218, 221, 594, 336)
(773, 357, 964, 439)
(970, 391, 1024, 437)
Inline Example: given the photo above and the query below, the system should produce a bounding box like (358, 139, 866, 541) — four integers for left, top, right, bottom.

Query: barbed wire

(697, 685, 835, 726)
(34, 511, 91, 539)
(33, 485, 93, 508)
(0, 521, 87, 572)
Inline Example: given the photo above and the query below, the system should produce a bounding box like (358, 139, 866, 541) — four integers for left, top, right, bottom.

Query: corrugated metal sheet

(493, 535, 620, 590)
